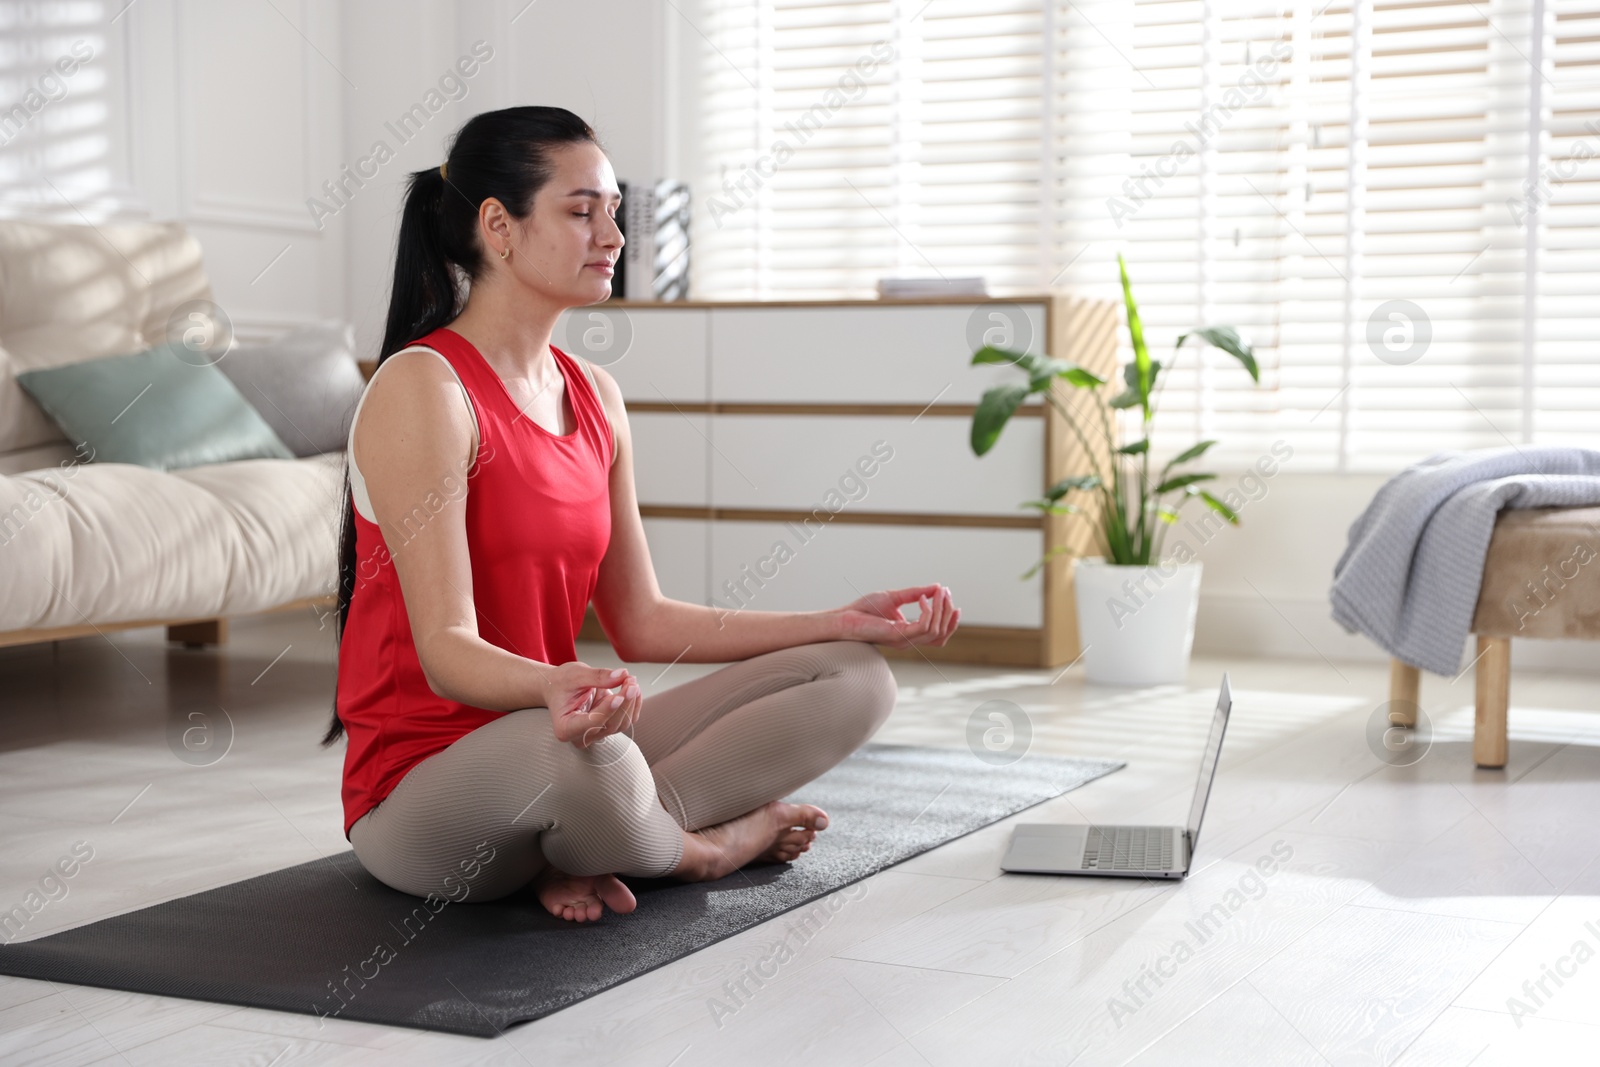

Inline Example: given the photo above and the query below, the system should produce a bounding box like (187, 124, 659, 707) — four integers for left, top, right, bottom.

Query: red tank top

(335, 326, 614, 838)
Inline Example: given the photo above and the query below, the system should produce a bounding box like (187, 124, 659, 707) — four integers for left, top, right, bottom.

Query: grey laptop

(999, 673, 1232, 879)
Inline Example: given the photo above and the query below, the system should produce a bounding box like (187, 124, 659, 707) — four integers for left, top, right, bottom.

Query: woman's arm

(627, 600, 847, 665)
(587, 366, 957, 663)
(353, 350, 556, 709)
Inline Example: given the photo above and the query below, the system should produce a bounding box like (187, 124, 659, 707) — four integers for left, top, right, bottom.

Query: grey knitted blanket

(1330, 446, 1600, 675)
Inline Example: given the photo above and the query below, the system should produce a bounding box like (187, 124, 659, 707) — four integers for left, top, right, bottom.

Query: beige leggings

(348, 640, 898, 902)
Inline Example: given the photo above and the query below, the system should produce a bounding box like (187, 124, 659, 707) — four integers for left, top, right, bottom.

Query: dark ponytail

(320, 106, 601, 748)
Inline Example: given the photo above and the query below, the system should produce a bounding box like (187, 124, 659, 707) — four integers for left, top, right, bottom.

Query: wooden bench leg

(167, 618, 228, 648)
(1388, 659, 1420, 727)
(1474, 635, 1510, 769)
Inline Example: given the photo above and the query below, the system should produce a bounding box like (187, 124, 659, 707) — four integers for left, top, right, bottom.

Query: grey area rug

(0, 743, 1123, 1037)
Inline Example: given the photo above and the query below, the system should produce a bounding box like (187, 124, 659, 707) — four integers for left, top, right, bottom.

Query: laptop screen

(1185, 674, 1233, 856)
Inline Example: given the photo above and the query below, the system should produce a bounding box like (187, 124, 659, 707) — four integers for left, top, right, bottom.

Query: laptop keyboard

(1082, 826, 1176, 871)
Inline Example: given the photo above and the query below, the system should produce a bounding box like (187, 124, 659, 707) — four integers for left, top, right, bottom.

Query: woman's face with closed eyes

(487, 141, 624, 307)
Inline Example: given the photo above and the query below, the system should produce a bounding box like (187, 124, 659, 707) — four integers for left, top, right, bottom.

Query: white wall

(0, 0, 676, 356)
(0, 0, 348, 343)
(338, 0, 480, 362)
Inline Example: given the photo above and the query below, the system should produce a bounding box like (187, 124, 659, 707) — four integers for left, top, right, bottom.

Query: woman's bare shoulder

(352, 348, 475, 472)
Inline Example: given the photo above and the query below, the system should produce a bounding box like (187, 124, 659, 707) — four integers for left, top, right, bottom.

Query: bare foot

(532, 865, 637, 923)
(678, 801, 830, 881)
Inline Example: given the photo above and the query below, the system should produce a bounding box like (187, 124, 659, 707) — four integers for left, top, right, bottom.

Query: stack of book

(876, 276, 989, 298)
(614, 179, 691, 302)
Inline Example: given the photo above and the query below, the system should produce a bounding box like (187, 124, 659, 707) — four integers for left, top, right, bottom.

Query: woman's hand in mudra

(544, 662, 643, 749)
(832, 584, 959, 648)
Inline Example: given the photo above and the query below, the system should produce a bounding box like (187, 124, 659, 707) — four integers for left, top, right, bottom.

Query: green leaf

(972, 346, 1106, 391)
(1103, 485, 1138, 565)
(1108, 388, 1142, 410)
(1112, 357, 1162, 409)
(1118, 253, 1153, 419)
(1120, 359, 1163, 392)
(1117, 439, 1149, 456)
(1020, 501, 1078, 515)
(1158, 506, 1181, 524)
(1061, 366, 1107, 388)
(1192, 486, 1241, 525)
(970, 345, 1031, 368)
(1155, 472, 1216, 493)
(974, 347, 1050, 397)
(1162, 439, 1217, 473)
(1176, 326, 1260, 383)
(1044, 474, 1103, 500)
(971, 383, 1031, 455)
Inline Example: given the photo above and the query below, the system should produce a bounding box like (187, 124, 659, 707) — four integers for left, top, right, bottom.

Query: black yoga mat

(0, 743, 1122, 1037)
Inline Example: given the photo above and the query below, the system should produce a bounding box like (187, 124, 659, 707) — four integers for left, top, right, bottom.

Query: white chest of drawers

(552, 294, 1121, 667)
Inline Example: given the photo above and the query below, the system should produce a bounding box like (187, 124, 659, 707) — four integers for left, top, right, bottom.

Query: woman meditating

(323, 106, 961, 923)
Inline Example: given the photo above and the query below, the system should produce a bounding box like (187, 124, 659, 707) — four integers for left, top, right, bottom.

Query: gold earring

(500, 245, 510, 260)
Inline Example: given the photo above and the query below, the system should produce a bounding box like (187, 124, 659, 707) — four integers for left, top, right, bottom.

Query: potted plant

(969, 254, 1261, 685)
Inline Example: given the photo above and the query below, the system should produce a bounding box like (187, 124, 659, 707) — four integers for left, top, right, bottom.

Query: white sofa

(0, 219, 346, 648)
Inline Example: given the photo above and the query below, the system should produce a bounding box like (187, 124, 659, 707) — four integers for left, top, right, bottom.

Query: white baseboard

(1194, 589, 1600, 676)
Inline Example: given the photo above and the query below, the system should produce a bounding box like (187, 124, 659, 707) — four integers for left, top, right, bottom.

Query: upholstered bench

(1389, 507, 1600, 768)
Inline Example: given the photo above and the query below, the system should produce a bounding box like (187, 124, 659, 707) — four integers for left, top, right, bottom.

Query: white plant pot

(1072, 558, 1203, 686)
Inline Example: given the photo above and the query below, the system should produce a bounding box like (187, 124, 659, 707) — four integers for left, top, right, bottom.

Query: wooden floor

(2, 608, 1598, 1066)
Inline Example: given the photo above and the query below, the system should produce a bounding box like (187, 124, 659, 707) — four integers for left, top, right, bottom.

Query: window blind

(689, 0, 1600, 471)
(696, 0, 1047, 298)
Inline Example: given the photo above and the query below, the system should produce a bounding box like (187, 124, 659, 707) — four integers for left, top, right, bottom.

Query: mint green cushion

(16, 342, 295, 471)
